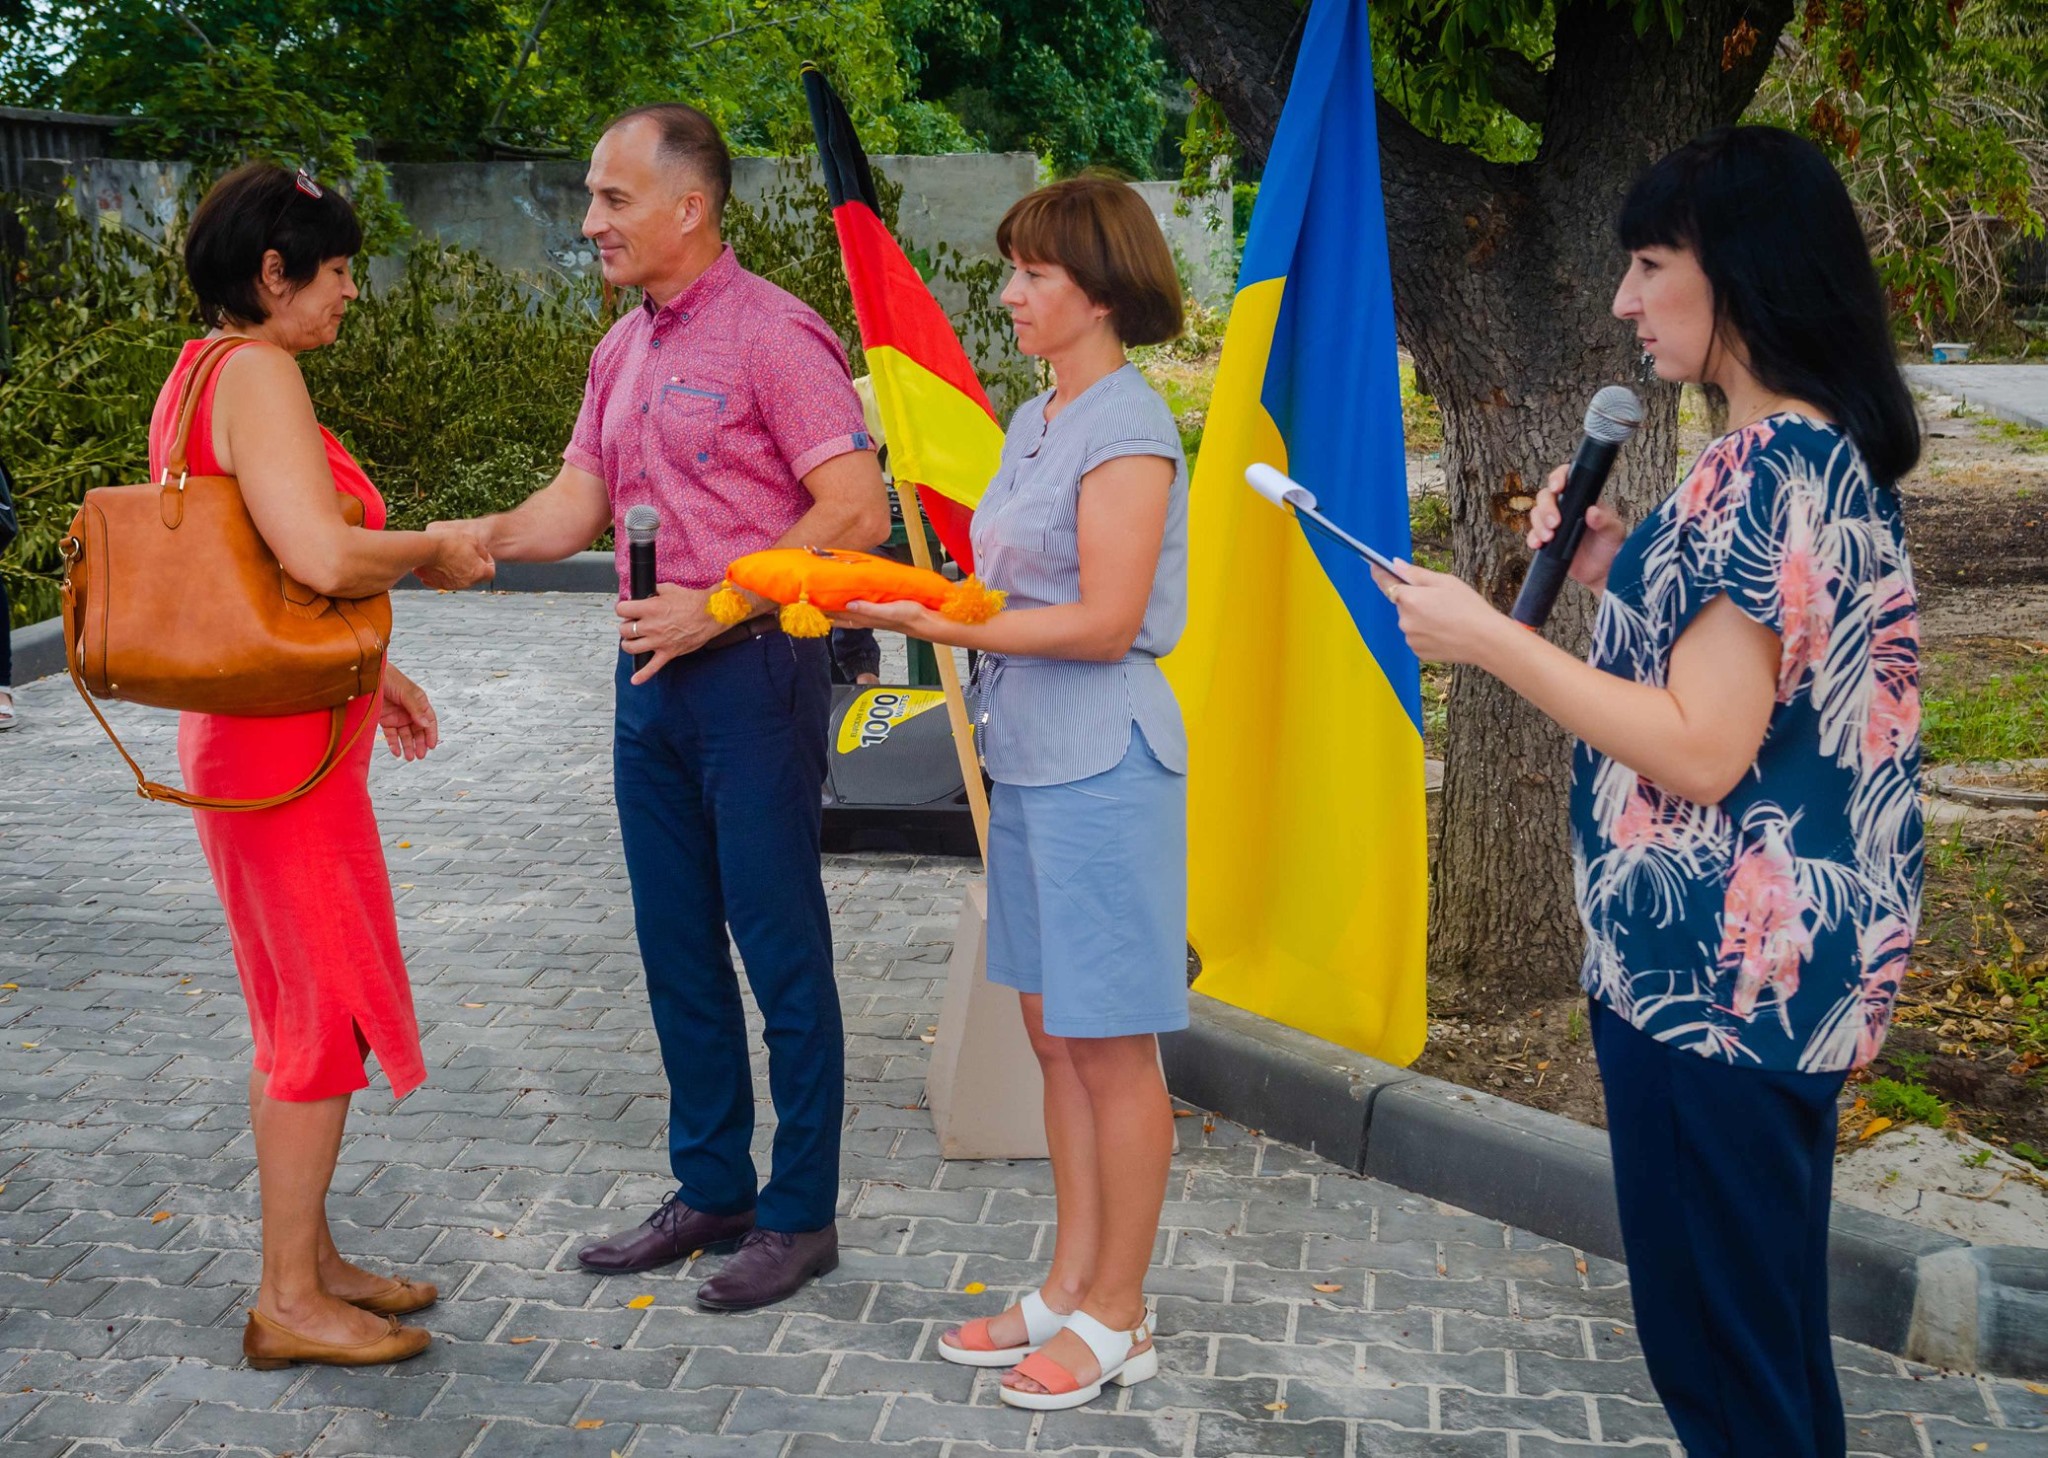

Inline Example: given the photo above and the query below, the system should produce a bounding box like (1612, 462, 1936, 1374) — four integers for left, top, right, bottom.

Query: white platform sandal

(996, 1308, 1157, 1410)
(937, 1288, 1069, 1368)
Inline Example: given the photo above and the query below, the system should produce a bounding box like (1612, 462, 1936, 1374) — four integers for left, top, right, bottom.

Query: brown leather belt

(700, 612, 783, 654)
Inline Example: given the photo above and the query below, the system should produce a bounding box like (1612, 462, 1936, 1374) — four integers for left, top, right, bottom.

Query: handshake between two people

(415, 518, 497, 593)
(408, 514, 739, 685)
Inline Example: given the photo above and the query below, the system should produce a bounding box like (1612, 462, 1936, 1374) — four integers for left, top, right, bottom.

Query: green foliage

(2014, 1142, 2048, 1170)
(300, 249, 604, 530)
(1865, 1075, 1949, 1127)
(1368, 2, 1549, 164)
(1921, 657, 2048, 765)
(8, 0, 965, 164)
(1750, 0, 2048, 341)
(0, 194, 192, 628)
(1400, 359, 1443, 454)
(890, 0, 1171, 175)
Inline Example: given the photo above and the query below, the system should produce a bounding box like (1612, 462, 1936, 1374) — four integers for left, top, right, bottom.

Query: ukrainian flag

(1163, 0, 1426, 1064)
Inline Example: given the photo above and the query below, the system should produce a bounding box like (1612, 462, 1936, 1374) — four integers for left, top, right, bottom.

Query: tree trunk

(1145, 0, 1790, 1012)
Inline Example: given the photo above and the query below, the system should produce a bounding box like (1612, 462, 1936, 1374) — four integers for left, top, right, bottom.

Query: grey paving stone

(530, 1340, 681, 1388)
(10, 1395, 191, 1446)
(158, 1403, 337, 1453)
(1256, 1381, 1432, 1426)
(726, 1389, 888, 1440)
(1192, 1411, 1349, 1457)
(1517, 1439, 1673, 1458)
(777, 1316, 924, 1359)
(309, 1412, 485, 1457)
(879, 1394, 1036, 1446)
(571, 1380, 737, 1428)
(1517, 1352, 1661, 1403)
(465, 1417, 644, 1458)
(0, 592, 2031, 1458)
(829, 1353, 974, 1403)
(1917, 1423, 2048, 1457)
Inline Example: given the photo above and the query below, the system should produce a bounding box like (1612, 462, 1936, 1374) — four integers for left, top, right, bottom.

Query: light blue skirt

(985, 728, 1189, 1038)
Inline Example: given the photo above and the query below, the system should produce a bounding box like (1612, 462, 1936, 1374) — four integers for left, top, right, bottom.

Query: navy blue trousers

(1591, 999, 1848, 1458)
(614, 637, 841, 1233)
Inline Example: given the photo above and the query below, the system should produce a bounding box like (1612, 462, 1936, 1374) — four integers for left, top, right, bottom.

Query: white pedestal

(925, 883, 1050, 1160)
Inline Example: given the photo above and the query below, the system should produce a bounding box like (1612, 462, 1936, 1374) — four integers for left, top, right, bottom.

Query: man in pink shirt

(429, 103, 889, 1311)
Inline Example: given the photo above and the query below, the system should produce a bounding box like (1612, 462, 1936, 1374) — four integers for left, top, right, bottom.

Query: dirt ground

(1410, 400, 2048, 1163)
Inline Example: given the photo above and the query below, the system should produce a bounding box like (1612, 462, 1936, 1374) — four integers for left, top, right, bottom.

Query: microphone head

(623, 504, 660, 545)
(1584, 386, 1644, 446)
(1246, 462, 1317, 513)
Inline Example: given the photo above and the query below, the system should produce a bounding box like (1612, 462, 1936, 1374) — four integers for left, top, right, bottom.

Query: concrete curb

(1909, 1246, 2048, 1376)
(391, 550, 619, 595)
(1161, 990, 2043, 1378)
(8, 616, 66, 686)
(11, 553, 618, 686)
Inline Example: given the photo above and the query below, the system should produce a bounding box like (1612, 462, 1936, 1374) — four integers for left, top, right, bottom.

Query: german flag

(803, 65, 1003, 574)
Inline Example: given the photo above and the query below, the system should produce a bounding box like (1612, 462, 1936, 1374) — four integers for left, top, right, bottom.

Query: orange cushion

(726, 548, 962, 613)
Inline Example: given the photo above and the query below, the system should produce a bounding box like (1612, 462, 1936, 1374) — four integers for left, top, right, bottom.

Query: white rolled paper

(1245, 462, 1317, 513)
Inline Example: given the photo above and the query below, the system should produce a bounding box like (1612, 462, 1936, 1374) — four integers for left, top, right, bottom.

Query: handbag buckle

(59, 535, 81, 564)
(156, 469, 189, 493)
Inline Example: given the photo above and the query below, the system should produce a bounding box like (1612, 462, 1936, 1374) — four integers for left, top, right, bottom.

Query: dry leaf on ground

(626, 1295, 655, 1309)
(963, 1282, 987, 1295)
(1312, 1283, 1341, 1293)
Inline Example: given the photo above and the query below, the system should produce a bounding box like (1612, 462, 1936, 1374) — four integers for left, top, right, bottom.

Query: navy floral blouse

(1569, 415, 1923, 1074)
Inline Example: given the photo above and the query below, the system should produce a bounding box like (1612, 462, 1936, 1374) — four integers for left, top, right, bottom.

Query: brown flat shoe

(242, 1308, 431, 1370)
(344, 1275, 438, 1316)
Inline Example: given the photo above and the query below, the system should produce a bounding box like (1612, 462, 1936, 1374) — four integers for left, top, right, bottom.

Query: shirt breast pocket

(656, 382, 731, 468)
(979, 480, 1059, 556)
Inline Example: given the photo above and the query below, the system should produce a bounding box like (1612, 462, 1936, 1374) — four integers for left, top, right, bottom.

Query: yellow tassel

(780, 597, 832, 638)
(940, 577, 1007, 625)
(707, 585, 751, 626)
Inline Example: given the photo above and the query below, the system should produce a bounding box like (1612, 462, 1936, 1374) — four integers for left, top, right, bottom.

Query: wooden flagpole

(892, 479, 990, 863)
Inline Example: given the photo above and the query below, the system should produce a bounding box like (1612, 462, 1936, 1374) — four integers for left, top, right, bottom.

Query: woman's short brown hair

(997, 174, 1184, 347)
(185, 162, 363, 328)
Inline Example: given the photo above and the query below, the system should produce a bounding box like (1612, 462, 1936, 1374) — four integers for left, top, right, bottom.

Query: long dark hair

(1618, 126, 1919, 486)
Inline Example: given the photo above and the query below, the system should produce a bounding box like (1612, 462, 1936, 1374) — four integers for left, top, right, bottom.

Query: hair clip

(293, 168, 323, 200)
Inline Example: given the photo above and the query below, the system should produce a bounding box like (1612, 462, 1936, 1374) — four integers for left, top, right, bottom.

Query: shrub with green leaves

(1865, 1076, 1949, 1128)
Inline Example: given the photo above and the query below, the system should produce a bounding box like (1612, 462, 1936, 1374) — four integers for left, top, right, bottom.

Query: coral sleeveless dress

(148, 338, 426, 1102)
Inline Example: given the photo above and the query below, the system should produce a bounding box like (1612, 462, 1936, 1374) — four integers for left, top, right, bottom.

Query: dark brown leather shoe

(695, 1225, 839, 1312)
(576, 1194, 755, 1275)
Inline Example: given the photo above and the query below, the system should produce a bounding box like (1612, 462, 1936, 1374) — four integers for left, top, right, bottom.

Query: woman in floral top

(1379, 127, 1921, 1457)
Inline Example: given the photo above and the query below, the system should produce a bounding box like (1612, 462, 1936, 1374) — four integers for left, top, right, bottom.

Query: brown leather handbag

(60, 336, 393, 811)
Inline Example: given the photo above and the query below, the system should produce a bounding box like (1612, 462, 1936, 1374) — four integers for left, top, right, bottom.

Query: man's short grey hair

(604, 103, 733, 218)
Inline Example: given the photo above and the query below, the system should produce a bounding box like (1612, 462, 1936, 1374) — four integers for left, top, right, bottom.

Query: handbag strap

(65, 651, 382, 812)
(161, 336, 257, 481)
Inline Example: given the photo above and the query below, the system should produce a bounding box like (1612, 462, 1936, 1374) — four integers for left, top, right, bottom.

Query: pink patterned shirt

(565, 244, 874, 592)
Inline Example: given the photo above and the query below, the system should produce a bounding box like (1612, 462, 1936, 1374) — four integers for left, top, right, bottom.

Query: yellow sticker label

(837, 688, 947, 753)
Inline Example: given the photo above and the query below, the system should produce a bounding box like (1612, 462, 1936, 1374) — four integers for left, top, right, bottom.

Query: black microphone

(624, 504, 659, 673)
(1511, 385, 1645, 630)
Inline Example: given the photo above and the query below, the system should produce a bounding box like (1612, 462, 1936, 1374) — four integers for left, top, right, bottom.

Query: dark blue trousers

(1591, 999, 1848, 1458)
(614, 636, 841, 1234)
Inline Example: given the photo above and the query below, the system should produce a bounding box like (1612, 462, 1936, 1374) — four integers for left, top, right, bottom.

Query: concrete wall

(37, 153, 1233, 310)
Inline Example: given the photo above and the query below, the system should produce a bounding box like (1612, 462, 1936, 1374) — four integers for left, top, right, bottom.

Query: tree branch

(1487, 48, 1548, 128)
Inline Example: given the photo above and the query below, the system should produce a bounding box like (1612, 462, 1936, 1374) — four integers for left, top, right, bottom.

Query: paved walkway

(1904, 363, 2048, 429)
(2, 592, 2041, 1458)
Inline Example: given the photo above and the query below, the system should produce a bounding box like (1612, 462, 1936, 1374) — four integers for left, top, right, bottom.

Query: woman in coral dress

(1375, 127, 1922, 1457)
(150, 164, 492, 1369)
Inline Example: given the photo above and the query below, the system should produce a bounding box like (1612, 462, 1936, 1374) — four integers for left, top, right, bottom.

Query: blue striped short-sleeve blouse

(969, 363, 1189, 787)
